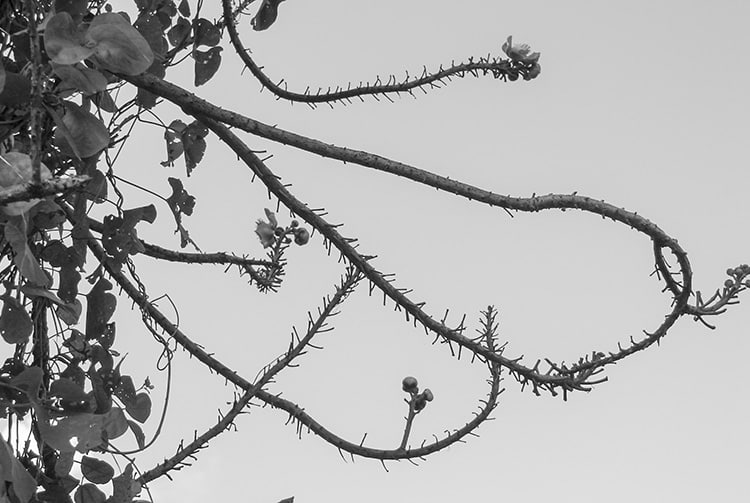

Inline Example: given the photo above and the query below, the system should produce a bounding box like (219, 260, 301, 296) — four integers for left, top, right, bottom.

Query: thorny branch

(0, 2, 746, 501)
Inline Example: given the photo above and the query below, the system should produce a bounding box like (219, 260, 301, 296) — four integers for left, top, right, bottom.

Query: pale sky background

(94, 1, 749, 502)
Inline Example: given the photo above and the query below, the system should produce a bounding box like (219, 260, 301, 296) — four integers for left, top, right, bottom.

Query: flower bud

(294, 228, 310, 246)
(402, 376, 418, 393)
(421, 388, 434, 402)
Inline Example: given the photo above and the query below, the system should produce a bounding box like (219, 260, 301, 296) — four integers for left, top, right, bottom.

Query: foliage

(0, 1, 745, 502)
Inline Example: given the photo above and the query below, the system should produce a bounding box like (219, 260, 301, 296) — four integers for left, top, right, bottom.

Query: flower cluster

(402, 376, 434, 412)
(502, 36, 542, 81)
(255, 208, 310, 248)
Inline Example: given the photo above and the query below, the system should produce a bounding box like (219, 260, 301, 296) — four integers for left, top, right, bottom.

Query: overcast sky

(105, 1, 749, 501)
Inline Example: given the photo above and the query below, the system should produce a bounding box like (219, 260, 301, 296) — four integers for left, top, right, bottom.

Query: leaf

(178, 0, 191, 17)
(0, 62, 5, 95)
(252, 0, 286, 31)
(0, 71, 30, 107)
(10, 367, 43, 400)
(50, 378, 88, 403)
(54, 450, 75, 477)
(161, 119, 186, 167)
(0, 295, 32, 344)
(193, 18, 220, 47)
(135, 14, 167, 60)
(53, 101, 110, 158)
(36, 408, 104, 453)
(4, 218, 52, 286)
(127, 420, 146, 449)
(193, 46, 222, 87)
(166, 177, 195, 217)
(102, 407, 128, 440)
(86, 13, 154, 75)
(167, 17, 191, 48)
(54, 0, 88, 22)
(44, 12, 94, 65)
(0, 433, 37, 503)
(111, 464, 141, 503)
(165, 177, 196, 249)
(85, 278, 116, 341)
(125, 392, 151, 423)
(101, 205, 157, 260)
(74, 484, 107, 503)
(182, 121, 208, 175)
(53, 64, 108, 96)
(114, 375, 136, 405)
(81, 456, 115, 484)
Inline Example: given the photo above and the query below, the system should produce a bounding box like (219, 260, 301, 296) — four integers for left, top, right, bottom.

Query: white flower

(502, 36, 540, 64)
(255, 220, 276, 248)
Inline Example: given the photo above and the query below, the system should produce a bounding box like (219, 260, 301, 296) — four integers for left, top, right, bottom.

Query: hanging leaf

(10, 366, 43, 400)
(193, 18, 220, 47)
(36, 407, 105, 453)
(44, 12, 94, 65)
(0, 71, 30, 107)
(182, 121, 208, 175)
(53, 101, 110, 158)
(85, 278, 116, 341)
(0, 433, 37, 503)
(86, 13, 154, 75)
(166, 177, 195, 218)
(56, 298, 83, 325)
(53, 64, 108, 96)
(125, 392, 151, 423)
(54, 450, 75, 477)
(4, 218, 52, 286)
(0, 295, 33, 344)
(81, 456, 115, 484)
(135, 13, 168, 60)
(193, 46, 222, 87)
(161, 119, 187, 167)
(178, 0, 191, 17)
(167, 17, 191, 49)
(127, 420, 146, 449)
(252, 0, 286, 31)
(102, 407, 128, 440)
(74, 484, 107, 503)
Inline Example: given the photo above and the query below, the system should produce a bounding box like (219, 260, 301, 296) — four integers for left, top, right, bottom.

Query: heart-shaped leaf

(252, 0, 286, 31)
(53, 101, 110, 158)
(81, 456, 115, 484)
(85, 278, 116, 341)
(193, 46, 222, 87)
(44, 12, 94, 65)
(0, 71, 30, 107)
(125, 392, 151, 423)
(54, 64, 108, 95)
(0, 295, 33, 344)
(86, 13, 154, 75)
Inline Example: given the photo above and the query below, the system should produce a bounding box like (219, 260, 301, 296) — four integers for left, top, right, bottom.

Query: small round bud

(726, 268, 735, 276)
(413, 396, 427, 412)
(291, 220, 299, 228)
(421, 389, 434, 402)
(294, 228, 310, 246)
(274, 227, 284, 236)
(402, 376, 418, 393)
(724, 279, 734, 288)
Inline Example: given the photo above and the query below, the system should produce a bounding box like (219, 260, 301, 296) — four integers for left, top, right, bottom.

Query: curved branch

(192, 111, 692, 395)
(221, 0, 532, 106)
